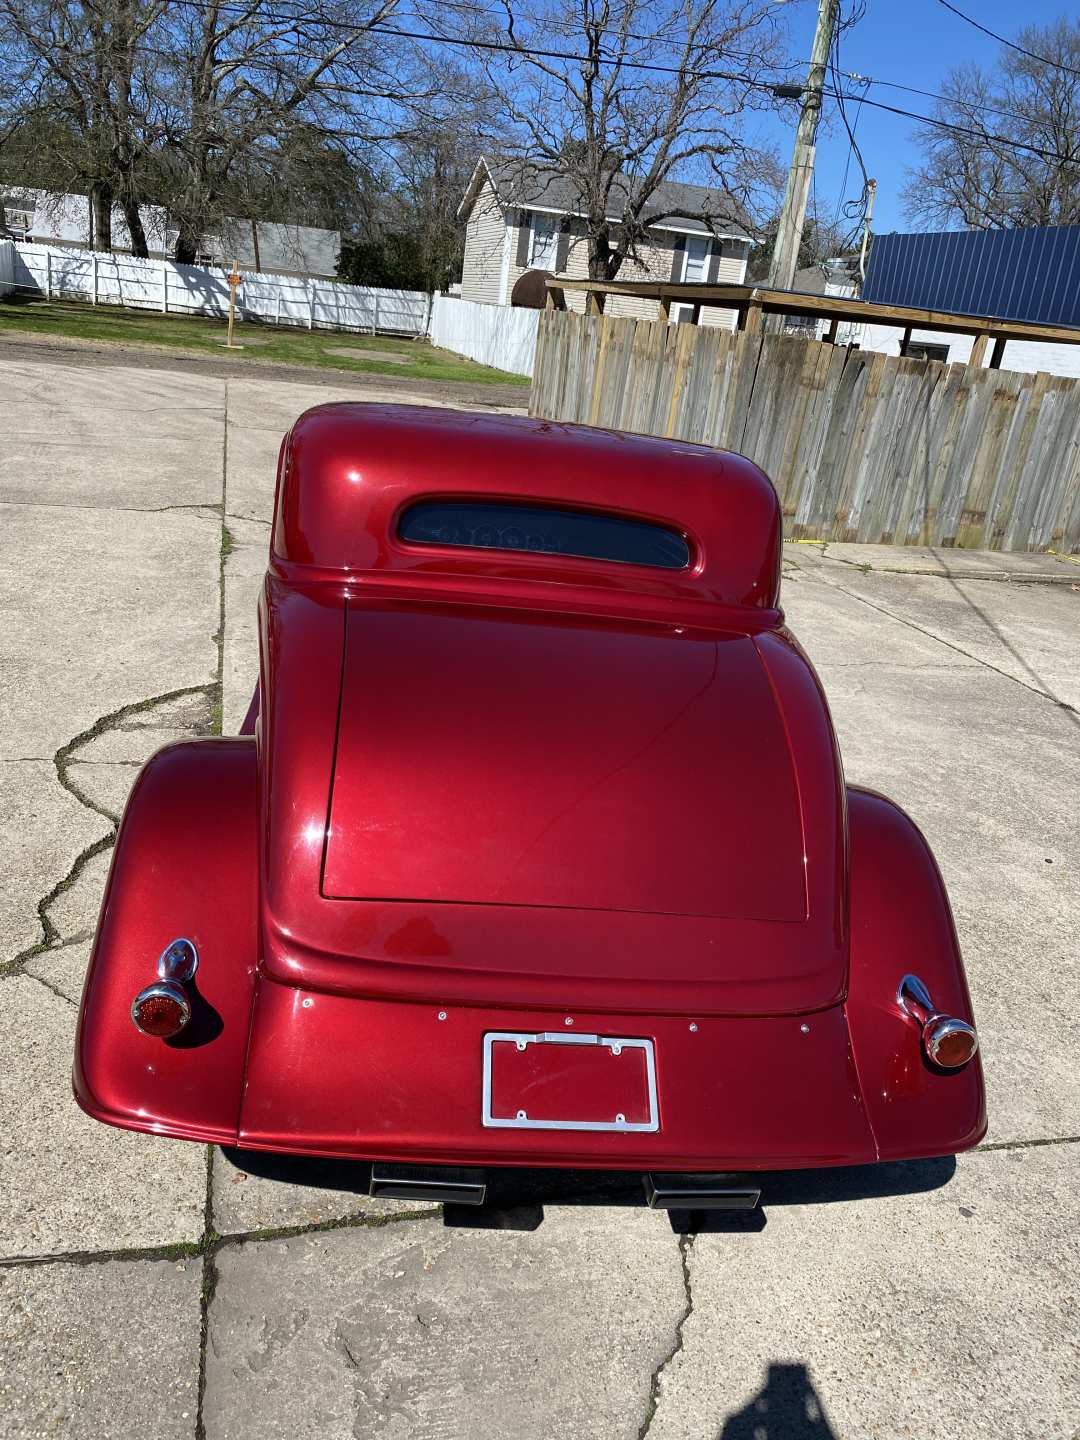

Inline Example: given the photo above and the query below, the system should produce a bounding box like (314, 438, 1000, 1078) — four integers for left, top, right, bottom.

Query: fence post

(92, 253, 98, 305)
(308, 283, 314, 330)
(275, 292, 282, 326)
(373, 291, 379, 335)
(45, 250, 51, 300)
(162, 260, 168, 314)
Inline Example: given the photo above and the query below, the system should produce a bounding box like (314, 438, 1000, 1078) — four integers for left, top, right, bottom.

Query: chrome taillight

(131, 981, 191, 1038)
(897, 973, 978, 1070)
(131, 938, 198, 1038)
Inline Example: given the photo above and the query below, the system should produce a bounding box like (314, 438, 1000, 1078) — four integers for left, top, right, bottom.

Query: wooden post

(224, 259, 243, 348)
(587, 288, 604, 316)
(545, 286, 556, 310)
(990, 336, 1007, 369)
(969, 332, 989, 367)
(92, 253, 98, 305)
(658, 292, 671, 324)
(741, 300, 763, 335)
(899, 325, 912, 356)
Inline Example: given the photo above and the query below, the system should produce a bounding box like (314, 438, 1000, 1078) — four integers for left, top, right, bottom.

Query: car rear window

(399, 501, 690, 570)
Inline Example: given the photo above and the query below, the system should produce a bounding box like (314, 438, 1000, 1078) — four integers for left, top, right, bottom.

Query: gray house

(458, 154, 752, 324)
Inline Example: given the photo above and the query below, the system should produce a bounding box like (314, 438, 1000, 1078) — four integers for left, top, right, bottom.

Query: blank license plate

(482, 1031, 658, 1132)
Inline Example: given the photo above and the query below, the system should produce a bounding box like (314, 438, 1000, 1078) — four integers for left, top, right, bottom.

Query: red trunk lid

(323, 602, 806, 924)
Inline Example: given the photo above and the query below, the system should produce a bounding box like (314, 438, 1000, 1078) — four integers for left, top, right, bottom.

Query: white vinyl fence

(0, 238, 14, 296)
(429, 293, 539, 377)
(7, 242, 430, 336)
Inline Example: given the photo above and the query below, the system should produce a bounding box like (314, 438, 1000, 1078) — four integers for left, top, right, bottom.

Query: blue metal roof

(863, 227, 1080, 328)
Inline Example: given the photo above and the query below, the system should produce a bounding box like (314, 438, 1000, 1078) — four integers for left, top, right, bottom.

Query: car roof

(272, 403, 782, 615)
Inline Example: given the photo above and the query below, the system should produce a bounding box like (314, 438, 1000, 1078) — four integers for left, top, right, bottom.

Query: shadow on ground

(218, 1147, 955, 1234)
(718, 1362, 838, 1439)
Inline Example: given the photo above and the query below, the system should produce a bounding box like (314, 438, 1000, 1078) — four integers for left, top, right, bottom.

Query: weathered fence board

(529, 310, 1080, 551)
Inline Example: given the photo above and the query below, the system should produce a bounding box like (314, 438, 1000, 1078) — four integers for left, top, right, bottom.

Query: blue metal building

(863, 227, 1080, 328)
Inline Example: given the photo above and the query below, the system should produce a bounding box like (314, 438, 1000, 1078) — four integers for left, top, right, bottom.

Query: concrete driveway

(1, 351, 1077, 1440)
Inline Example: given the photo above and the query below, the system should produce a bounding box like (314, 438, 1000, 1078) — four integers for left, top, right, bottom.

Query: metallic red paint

(74, 404, 985, 1176)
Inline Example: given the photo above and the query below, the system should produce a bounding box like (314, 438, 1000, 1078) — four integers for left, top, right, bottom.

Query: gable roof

(460, 154, 752, 241)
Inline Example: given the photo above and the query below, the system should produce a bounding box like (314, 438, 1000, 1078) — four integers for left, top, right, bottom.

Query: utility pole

(858, 178, 877, 286)
(767, 0, 839, 294)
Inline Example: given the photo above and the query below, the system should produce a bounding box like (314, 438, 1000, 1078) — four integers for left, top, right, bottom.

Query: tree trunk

(121, 195, 149, 257)
(89, 181, 113, 252)
(174, 216, 201, 266)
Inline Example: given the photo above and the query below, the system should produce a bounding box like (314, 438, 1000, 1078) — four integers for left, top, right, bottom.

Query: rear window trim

(396, 498, 693, 572)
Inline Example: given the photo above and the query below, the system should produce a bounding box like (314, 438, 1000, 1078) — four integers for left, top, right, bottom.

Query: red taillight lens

(131, 981, 191, 1038)
(924, 1016, 978, 1069)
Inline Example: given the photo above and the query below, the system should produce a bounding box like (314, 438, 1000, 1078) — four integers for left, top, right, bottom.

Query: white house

(458, 154, 753, 326)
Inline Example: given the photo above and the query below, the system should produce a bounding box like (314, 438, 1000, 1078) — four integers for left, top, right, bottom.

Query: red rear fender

(73, 740, 258, 1144)
(845, 786, 986, 1159)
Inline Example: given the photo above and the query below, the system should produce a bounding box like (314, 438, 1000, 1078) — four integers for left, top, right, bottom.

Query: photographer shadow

(719, 1362, 838, 1439)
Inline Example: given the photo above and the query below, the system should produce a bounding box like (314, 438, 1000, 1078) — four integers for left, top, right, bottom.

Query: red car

(74, 404, 985, 1212)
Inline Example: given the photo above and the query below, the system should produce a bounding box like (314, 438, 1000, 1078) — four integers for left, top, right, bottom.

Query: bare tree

(151, 0, 443, 263)
(0, 0, 448, 261)
(903, 19, 1080, 230)
(0, 0, 166, 253)
(447, 0, 785, 281)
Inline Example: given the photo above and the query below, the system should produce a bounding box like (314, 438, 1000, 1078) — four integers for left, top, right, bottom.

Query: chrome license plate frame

(481, 1030, 659, 1133)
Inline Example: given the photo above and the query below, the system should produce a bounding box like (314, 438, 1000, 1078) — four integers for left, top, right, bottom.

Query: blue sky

(768, 0, 1074, 235)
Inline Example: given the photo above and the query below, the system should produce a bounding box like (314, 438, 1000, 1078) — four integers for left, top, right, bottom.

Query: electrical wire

(15, 0, 1080, 173)
(935, 0, 1080, 82)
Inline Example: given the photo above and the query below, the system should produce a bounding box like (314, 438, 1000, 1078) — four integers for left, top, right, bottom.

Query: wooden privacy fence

(529, 310, 1080, 551)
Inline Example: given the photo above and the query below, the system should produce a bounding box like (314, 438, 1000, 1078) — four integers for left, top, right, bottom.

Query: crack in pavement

(0, 498, 223, 518)
(638, 1233, 694, 1439)
(196, 377, 231, 1440)
(0, 1205, 441, 1271)
(0, 683, 219, 978)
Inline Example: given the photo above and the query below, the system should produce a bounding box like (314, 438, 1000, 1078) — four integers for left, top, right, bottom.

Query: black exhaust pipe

(644, 1172, 761, 1210)
(369, 1163, 487, 1206)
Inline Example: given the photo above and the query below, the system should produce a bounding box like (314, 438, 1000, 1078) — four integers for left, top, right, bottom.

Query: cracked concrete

(1, 352, 1077, 1438)
(204, 1210, 684, 1440)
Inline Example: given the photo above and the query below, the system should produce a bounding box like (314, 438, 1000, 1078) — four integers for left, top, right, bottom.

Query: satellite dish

(511, 269, 565, 309)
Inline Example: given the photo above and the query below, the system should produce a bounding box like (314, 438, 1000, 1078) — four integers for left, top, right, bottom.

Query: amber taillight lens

(131, 981, 191, 1038)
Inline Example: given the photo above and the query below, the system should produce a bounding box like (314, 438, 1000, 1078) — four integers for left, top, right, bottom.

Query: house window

(682, 235, 711, 283)
(529, 214, 558, 269)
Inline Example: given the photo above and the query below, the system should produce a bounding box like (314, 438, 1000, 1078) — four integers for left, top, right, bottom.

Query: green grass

(0, 293, 529, 387)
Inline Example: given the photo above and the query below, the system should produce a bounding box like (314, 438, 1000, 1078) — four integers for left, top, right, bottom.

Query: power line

(935, 1, 1080, 82)
(824, 85, 1080, 169)
(17, 0, 1080, 175)
(848, 72, 1035, 130)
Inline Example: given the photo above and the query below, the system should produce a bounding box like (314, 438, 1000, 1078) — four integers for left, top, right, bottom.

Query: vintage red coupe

(74, 404, 985, 1211)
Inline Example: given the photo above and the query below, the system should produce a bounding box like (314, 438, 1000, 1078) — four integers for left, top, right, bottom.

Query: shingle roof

(470, 155, 752, 240)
